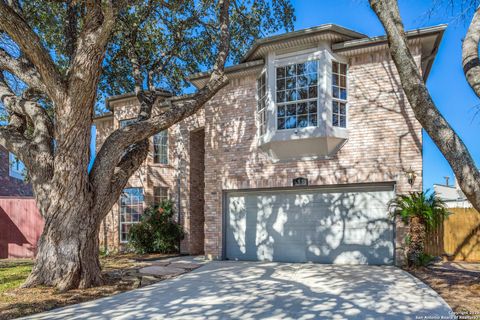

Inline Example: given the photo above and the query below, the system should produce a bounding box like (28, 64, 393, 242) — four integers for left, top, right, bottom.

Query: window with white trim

(9, 153, 25, 180)
(153, 186, 169, 206)
(276, 60, 318, 130)
(257, 72, 267, 135)
(120, 187, 144, 242)
(332, 61, 347, 128)
(153, 130, 168, 164)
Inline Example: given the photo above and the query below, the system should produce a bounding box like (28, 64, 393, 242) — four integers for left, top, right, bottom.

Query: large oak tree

(369, 0, 480, 213)
(0, 0, 294, 291)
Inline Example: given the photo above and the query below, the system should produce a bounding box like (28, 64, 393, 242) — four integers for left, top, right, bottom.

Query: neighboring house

(434, 178, 472, 208)
(94, 24, 445, 266)
(0, 146, 32, 197)
(0, 146, 41, 259)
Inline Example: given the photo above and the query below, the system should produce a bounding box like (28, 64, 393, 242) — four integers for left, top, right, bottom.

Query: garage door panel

(226, 185, 395, 265)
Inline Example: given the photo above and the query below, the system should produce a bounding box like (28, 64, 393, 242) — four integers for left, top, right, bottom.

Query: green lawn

(0, 260, 33, 293)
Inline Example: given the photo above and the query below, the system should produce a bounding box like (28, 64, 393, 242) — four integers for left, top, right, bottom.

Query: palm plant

(389, 191, 449, 267)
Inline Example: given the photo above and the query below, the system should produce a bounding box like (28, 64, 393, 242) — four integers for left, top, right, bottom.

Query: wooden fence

(0, 197, 43, 259)
(425, 207, 480, 262)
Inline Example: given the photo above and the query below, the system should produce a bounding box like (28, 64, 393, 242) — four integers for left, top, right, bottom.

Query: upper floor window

(153, 130, 168, 164)
(332, 61, 347, 128)
(257, 72, 267, 136)
(9, 153, 25, 180)
(120, 187, 144, 243)
(276, 61, 318, 130)
(120, 118, 136, 128)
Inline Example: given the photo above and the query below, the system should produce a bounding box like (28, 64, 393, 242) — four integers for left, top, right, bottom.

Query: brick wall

(0, 146, 32, 197)
(189, 129, 205, 255)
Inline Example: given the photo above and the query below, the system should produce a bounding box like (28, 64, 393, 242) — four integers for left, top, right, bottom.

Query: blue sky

(288, 0, 480, 189)
(91, 1, 479, 190)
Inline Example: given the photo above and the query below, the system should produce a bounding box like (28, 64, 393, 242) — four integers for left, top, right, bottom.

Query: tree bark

(0, 0, 231, 290)
(370, 0, 480, 212)
(23, 206, 103, 291)
(407, 216, 425, 267)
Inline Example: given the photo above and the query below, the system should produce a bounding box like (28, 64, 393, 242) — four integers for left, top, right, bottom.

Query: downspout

(177, 163, 182, 253)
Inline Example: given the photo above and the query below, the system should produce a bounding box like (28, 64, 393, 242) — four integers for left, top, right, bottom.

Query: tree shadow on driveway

(22, 261, 452, 320)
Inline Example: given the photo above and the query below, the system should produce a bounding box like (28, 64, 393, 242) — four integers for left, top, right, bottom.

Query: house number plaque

(293, 177, 308, 187)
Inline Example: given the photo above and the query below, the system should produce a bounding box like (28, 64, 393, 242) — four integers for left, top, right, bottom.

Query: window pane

(340, 115, 346, 128)
(298, 88, 307, 100)
(286, 77, 296, 89)
(277, 117, 285, 129)
(277, 105, 285, 117)
(154, 130, 168, 164)
(298, 115, 308, 128)
(308, 86, 317, 99)
(297, 75, 307, 88)
(285, 116, 296, 129)
(286, 104, 296, 116)
(276, 67, 285, 79)
(286, 90, 296, 102)
(332, 61, 339, 73)
(308, 101, 317, 113)
(308, 73, 317, 86)
(333, 101, 338, 114)
(333, 114, 338, 127)
(286, 65, 295, 77)
(309, 114, 318, 127)
(297, 103, 307, 115)
(296, 63, 306, 74)
(277, 79, 285, 91)
(306, 61, 317, 73)
(276, 91, 285, 103)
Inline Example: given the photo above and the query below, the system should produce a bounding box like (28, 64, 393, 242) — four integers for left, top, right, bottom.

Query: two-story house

(94, 24, 445, 265)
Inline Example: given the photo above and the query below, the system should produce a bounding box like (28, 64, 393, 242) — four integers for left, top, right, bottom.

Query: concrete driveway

(22, 261, 452, 320)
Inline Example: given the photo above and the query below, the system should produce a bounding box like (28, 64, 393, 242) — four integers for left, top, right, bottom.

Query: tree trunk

(23, 205, 103, 292)
(407, 216, 425, 267)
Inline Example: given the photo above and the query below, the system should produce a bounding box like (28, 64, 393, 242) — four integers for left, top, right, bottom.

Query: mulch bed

(407, 262, 480, 317)
(0, 253, 188, 320)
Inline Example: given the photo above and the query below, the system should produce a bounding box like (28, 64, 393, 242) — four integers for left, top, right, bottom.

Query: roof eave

(332, 24, 447, 82)
(241, 24, 367, 63)
(188, 59, 265, 89)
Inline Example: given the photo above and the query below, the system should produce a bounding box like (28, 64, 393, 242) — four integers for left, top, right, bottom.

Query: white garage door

(225, 184, 395, 265)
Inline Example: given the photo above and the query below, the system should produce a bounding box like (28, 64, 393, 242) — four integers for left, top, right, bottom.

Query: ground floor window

(120, 187, 144, 243)
(153, 186, 169, 206)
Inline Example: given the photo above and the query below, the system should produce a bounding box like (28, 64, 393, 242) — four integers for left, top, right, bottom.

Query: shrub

(389, 190, 449, 267)
(128, 200, 184, 254)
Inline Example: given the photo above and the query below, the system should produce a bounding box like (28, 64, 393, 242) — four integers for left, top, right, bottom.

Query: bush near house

(389, 191, 449, 267)
(128, 200, 184, 254)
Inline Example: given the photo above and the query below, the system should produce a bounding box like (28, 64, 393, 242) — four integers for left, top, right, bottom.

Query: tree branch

(370, 0, 480, 211)
(0, 49, 47, 93)
(462, 6, 480, 98)
(90, 0, 231, 210)
(0, 2, 65, 101)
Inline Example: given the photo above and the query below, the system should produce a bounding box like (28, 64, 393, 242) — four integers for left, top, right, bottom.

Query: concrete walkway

(22, 261, 452, 320)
